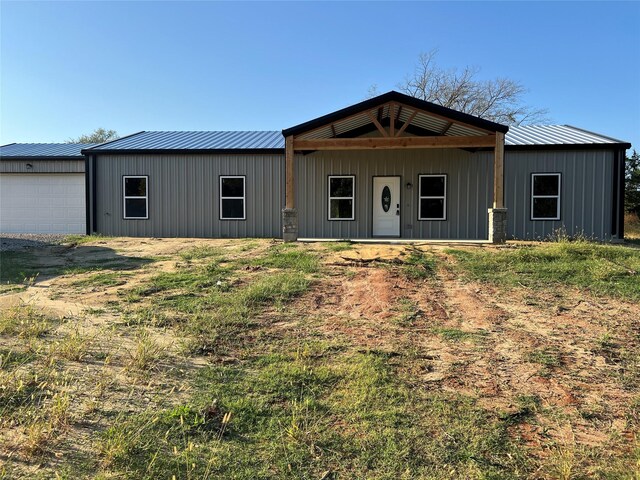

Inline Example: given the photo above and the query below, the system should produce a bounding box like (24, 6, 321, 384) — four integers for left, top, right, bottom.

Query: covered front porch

(281, 91, 509, 243)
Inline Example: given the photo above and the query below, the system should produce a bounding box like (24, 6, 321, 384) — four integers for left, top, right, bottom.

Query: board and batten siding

(496, 149, 613, 240)
(0, 159, 84, 174)
(92, 154, 284, 238)
(295, 149, 492, 239)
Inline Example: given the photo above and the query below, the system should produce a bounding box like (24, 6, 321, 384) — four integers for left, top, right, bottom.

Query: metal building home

(78, 92, 629, 243)
(4, 91, 628, 242)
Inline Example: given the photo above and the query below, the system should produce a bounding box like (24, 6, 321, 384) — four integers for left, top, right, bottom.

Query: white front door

(372, 176, 400, 237)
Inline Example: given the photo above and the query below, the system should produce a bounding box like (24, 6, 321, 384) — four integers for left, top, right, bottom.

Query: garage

(0, 143, 93, 234)
(0, 174, 85, 234)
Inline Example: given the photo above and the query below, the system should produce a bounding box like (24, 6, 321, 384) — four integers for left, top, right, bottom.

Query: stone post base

(488, 208, 507, 244)
(282, 208, 298, 242)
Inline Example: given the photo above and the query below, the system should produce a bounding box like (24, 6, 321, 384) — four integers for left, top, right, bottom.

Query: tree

(396, 50, 549, 126)
(67, 128, 119, 144)
(625, 149, 640, 217)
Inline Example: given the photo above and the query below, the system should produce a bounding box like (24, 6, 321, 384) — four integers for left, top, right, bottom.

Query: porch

(281, 91, 509, 243)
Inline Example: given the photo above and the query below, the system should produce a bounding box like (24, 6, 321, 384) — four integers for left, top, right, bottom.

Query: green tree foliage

(67, 128, 119, 144)
(625, 149, 640, 216)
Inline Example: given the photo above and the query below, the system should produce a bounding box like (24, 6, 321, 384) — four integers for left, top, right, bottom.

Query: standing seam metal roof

(505, 125, 627, 146)
(87, 131, 285, 151)
(82, 126, 628, 151)
(0, 143, 96, 157)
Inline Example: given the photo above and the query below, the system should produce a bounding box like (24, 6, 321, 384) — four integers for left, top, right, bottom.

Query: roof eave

(85, 148, 285, 155)
(0, 156, 86, 161)
(505, 142, 632, 151)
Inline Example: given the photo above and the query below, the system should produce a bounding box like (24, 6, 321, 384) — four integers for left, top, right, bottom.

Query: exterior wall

(496, 149, 614, 240)
(92, 154, 284, 238)
(295, 149, 492, 239)
(0, 159, 84, 173)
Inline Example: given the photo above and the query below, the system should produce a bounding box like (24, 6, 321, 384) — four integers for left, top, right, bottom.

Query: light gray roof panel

(0, 143, 95, 158)
(505, 125, 627, 146)
(89, 131, 285, 151)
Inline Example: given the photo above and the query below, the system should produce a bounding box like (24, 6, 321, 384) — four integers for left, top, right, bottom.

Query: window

(328, 175, 355, 220)
(220, 176, 246, 220)
(531, 173, 561, 220)
(418, 174, 446, 220)
(123, 176, 148, 219)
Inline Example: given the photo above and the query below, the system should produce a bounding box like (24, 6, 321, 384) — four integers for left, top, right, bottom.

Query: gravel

(0, 233, 68, 252)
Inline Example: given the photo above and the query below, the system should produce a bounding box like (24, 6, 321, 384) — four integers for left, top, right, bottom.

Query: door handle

(396, 205, 400, 216)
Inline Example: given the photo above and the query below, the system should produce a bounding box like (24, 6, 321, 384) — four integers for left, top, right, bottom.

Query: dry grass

(0, 237, 638, 479)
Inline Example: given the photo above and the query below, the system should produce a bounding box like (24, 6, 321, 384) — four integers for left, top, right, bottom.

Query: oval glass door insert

(381, 186, 391, 212)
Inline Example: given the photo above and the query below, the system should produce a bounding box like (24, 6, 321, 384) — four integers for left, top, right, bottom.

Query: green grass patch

(93, 350, 530, 479)
(325, 241, 353, 252)
(179, 245, 224, 261)
(526, 347, 562, 368)
(434, 327, 487, 342)
(0, 250, 40, 284)
(446, 241, 640, 301)
(402, 249, 437, 280)
(248, 244, 319, 273)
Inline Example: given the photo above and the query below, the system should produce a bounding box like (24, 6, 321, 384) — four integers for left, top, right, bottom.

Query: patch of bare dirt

(295, 245, 640, 456)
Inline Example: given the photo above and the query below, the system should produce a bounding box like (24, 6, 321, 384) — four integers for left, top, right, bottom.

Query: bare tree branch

(398, 50, 549, 126)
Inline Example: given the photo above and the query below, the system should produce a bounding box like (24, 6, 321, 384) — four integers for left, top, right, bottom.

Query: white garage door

(0, 174, 86, 234)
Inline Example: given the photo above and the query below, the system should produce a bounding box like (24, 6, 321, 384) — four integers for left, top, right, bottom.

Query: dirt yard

(0, 237, 638, 479)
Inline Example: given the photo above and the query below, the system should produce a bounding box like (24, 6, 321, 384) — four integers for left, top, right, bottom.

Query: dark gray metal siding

(497, 149, 614, 240)
(295, 149, 492, 239)
(94, 154, 284, 238)
(0, 159, 84, 174)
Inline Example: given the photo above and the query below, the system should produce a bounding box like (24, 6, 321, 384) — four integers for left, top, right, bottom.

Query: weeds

(447, 241, 640, 301)
(401, 248, 436, 280)
(125, 330, 167, 372)
(0, 304, 56, 338)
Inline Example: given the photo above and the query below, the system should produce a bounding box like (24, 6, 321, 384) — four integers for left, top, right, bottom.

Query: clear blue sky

(1, 1, 639, 150)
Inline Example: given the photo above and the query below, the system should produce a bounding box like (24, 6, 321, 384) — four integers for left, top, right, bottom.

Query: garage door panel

(0, 174, 86, 234)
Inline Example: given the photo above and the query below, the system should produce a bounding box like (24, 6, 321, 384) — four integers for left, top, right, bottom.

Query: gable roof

(0, 142, 95, 158)
(84, 131, 284, 154)
(282, 90, 510, 138)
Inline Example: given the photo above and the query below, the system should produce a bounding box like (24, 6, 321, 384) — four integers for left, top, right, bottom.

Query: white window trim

(328, 175, 355, 221)
(531, 173, 561, 221)
(418, 174, 447, 221)
(123, 175, 149, 220)
(220, 175, 246, 220)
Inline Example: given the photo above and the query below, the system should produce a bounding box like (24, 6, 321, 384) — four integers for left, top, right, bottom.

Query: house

(0, 92, 629, 241)
(80, 91, 629, 243)
(0, 143, 94, 234)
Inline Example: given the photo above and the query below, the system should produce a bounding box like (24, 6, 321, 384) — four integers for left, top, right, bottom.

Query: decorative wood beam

(285, 135, 295, 209)
(389, 103, 395, 137)
(493, 132, 505, 208)
(396, 109, 418, 137)
(293, 134, 496, 151)
(330, 124, 337, 138)
(366, 109, 389, 137)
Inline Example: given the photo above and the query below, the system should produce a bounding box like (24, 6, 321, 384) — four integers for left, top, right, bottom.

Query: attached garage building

(0, 143, 94, 234)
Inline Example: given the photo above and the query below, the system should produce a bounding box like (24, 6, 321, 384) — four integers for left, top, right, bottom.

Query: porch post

(488, 132, 507, 244)
(282, 135, 298, 242)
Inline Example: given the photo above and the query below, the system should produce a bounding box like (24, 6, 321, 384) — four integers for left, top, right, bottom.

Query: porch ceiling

(283, 91, 509, 142)
(296, 102, 489, 140)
